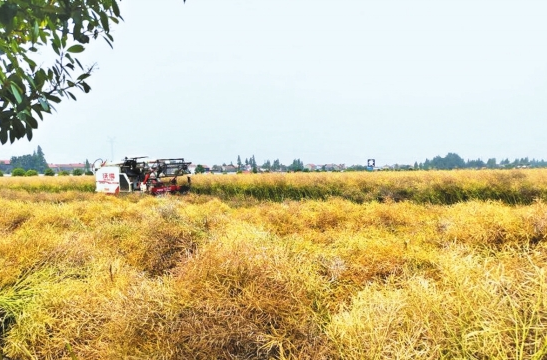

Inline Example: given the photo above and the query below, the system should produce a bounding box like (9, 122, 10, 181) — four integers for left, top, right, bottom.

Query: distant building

(222, 165, 237, 173)
(210, 165, 223, 173)
(0, 160, 11, 173)
(49, 163, 86, 173)
(188, 164, 210, 174)
(323, 164, 346, 171)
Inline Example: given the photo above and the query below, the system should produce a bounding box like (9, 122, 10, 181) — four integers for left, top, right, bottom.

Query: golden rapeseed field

(1, 170, 546, 359)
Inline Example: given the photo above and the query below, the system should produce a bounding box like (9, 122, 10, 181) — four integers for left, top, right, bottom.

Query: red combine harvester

(94, 156, 192, 195)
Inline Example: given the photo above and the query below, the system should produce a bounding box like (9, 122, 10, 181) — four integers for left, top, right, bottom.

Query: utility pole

(107, 137, 115, 161)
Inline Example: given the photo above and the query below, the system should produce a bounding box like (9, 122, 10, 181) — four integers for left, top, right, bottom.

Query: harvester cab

(94, 156, 192, 195)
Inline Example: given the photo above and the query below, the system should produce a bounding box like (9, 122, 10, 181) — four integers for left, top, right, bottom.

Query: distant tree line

(2, 146, 92, 175)
(10, 146, 49, 173)
(418, 153, 547, 170)
(7, 150, 543, 177)
(233, 155, 305, 173)
(347, 153, 547, 172)
(213, 152, 547, 174)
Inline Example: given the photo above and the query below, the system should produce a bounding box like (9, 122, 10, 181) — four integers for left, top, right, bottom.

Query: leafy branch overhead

(0, 0, 123, 144)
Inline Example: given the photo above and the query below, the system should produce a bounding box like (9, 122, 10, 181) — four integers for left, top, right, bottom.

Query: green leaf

(10, 84, 23, 104)
(39, 30, 47, 43)
(77, 73, 90, 81)
(77, 34, 90, 44)
(11, 121, 23, 141)
(0, 3, 17, 27)
(38, 97, 49, 112)
(0, 128, 7, 145)
(67, 44, 85, 53)
(112, 0, 121, 17)
(52, 66, 60, 79)
(33, 21, 39, 42)
(16, 111, 27, 122)
(75, 58, 84, 70)
(99, 11, 110, 32)
(32, 104, 44, 120)
(52, 42, 60, 56)
(45, 94, 61, 103)
(26, 125, 33, 141)
(103, 36, 113, 49)
(25, 58, 37, 71)
(81, 82, 91, 93)
(65, 52, 74, 63)
(73, 23, 82, 42)
(26, 115, 38, 129)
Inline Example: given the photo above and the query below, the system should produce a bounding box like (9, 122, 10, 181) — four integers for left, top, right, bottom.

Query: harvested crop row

(1, 193, 546, 359)
(3, 169, 546, 204)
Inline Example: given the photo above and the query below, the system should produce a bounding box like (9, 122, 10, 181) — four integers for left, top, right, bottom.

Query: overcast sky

(1, 0, 546, 167)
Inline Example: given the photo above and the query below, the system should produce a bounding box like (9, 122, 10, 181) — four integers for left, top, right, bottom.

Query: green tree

(44, 168, 55, 176)
(0, 170, 3, 176)
(72, 168, 83, 176)
(0, 0, 125, 144)
(9, 145, 48, 171)
(195, 164, 205, 174)
(347, 164, 367, 171)
(250, 155, 257, 173)
(84, 159, 91, 173)
(10, 154, 33, 169)
(427, 153, 465, 170)
(35, 145, 48, 172)
(486, 158, 497, 169)
(11, 167, 25, 176)
(25, 169, 38, 176)
(289, 158, 304, 172)
(58, 170, 69, 176)
(466, 158, 485, 169)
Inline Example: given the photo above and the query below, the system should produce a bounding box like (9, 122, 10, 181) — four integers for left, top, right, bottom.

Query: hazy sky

(1, 0, 546, 167)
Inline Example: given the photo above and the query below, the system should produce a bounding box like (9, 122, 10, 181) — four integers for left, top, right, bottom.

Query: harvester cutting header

(94, 156, 192, 195)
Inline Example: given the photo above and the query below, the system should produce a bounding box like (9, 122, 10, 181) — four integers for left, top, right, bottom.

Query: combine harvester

(94, 156, 192, 195)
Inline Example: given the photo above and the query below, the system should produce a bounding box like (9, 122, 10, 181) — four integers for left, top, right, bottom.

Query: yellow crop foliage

(0, 175, 94, 193)
(191, 169, 547, 204)
(0, 172, 546, 359)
